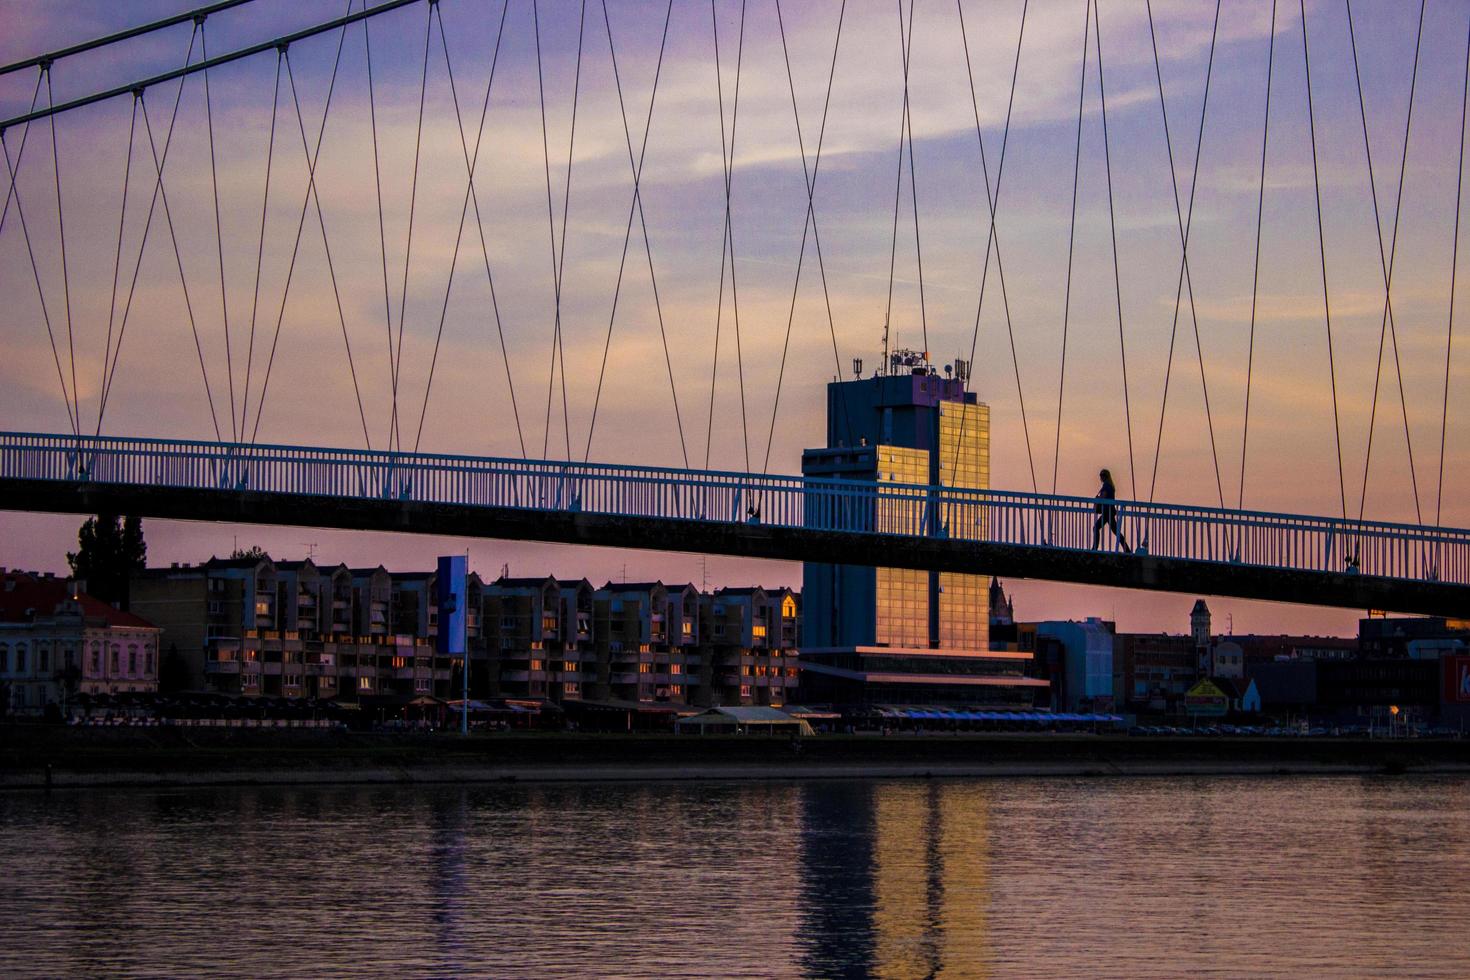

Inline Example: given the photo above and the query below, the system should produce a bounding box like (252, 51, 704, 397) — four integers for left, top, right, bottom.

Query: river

(1, 775, 1466, 977)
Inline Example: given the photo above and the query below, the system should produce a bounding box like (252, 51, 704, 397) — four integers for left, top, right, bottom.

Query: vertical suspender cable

(1051, 0, 1090, 496)
(1437, 13, 1470, 531)
(200, 16, 238, 441)
(775, 0, 852, 451)
(582, 0, 677, 463)
(1144, 0, 1224, 508)
(243, 3, 355, 445)
(96, 97, 138, 436)
(1237, 0, 1276, 511)
(0, 71, 43, 239)
(770, 0, 851, 466)
(387, 1, 435, 454)
(1091, 0, 1138, 499)
(704, 0, 750, 471)
(1346, 0, 1426, 525)
(954, 0, 1034, 493)
(898, 0, 928, 359)
(140, 95, 224, 442)
(1299, 0, 1348, 521)
(238, 50, 282, 444)
(362, 3, 399, 454)
(881, 1, 918, 363)
(414, 1, 517, 455)
(533, 0, 585, 462)
(45, 68, 82, 439)
(98, 26, 202, 430)
(1, 95, 80, 437)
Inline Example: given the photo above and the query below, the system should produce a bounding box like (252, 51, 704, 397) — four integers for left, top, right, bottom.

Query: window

(128, 647, 138, 674)
(670, 664, 682, 675)
(39, 647, 50, 673)
(358, 676, 372, 691)
(145, 650, 154, 675)
(91, 646, 100, 672)
(111, 647, 120, 673)
(529, 660, 545, 672)
(0, 645, 7, 672)
(16, 646, 26, 672)
(639, 663, 652, 674)
(64, 648, 74, 669)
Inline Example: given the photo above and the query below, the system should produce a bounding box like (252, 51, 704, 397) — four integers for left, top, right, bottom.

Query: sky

(1, 0, 1467, 637)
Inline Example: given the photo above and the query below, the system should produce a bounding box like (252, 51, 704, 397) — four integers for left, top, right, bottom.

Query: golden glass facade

(875, 447, 930, 649)
(937, 402, 990, 650)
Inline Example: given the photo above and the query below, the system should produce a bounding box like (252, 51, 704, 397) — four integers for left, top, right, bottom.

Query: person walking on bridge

(1091, 468, 1131, 553)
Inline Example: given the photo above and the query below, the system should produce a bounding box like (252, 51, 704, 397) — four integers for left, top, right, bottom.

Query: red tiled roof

(0, 571, 157, 629)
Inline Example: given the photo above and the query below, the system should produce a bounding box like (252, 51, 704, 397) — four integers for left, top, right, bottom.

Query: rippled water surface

(2, 775, 1469, 977)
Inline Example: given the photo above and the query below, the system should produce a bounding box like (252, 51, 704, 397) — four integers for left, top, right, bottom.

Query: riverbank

(5, 726, 1469, 788)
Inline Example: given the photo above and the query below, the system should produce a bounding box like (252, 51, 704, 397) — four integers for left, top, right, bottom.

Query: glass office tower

(799, 351, 1046, 707)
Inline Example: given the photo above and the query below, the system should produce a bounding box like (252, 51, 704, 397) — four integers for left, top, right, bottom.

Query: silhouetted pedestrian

(1092, 468, 1131, 553)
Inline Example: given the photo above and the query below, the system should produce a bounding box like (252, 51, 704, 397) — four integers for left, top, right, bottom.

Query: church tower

(1190, 599, 1212, 675)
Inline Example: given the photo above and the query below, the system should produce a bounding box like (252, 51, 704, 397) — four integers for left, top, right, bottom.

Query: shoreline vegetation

(4, 727, 1469, 789)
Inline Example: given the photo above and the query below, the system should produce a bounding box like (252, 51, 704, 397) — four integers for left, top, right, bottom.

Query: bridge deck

(1, 432, 1466, 616)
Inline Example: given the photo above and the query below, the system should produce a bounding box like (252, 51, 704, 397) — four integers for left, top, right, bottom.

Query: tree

(67, 514, 147, 608)
(230, 545, 270, 560)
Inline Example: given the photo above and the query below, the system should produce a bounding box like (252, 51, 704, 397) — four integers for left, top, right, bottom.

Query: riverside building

(799, 350, 1048, 708)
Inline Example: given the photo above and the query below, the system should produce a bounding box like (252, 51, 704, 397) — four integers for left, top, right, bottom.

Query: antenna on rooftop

(301, 542, 318, 561)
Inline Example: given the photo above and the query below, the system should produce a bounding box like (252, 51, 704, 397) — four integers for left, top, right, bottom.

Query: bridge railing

(2, 431, 1467, 586)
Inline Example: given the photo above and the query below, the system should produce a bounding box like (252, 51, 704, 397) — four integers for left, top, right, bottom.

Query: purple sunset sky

(1, 0, 1466, 635)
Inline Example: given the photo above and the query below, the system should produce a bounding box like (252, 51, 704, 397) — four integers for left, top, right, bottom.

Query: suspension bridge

(1, 0, 1468, 616)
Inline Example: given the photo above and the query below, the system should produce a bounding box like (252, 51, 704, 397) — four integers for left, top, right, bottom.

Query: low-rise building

(0, 569, 160, 715)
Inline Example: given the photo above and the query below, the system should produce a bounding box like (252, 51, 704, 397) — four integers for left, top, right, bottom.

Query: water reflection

(2, 777, 1469, 977)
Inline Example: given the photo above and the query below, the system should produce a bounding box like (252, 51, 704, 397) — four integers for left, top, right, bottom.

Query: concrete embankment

(5, 726, 1469, 789)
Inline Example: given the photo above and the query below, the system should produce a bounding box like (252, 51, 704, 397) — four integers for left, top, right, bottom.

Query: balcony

(205, 660, 241, 674)
(610, 672, 639, 685)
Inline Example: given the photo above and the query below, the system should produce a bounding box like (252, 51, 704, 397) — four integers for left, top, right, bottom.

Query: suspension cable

(96, 97, 139, 437)
(1346, 0, 1426, 525)
(412, 0, 517, 454)
(953, 0, 1034, 492)
(199, 17, 238, 441)
(98, 28, 203, 432)
(0, 72, 42, 241)
(768, 0, 851, 470)
(1237, 0, 1277, 511)
(1052, 0, 1091, 496)
(237, 49, 282, 444)
(279, 49, 370, 449)
(899, 1, 928, 360)
(1, 73, 76, 436)
(362, 6, 398, 455)
(248, 9, 359, 445)
(139, 96, 224, 442)
(1438, 12, 1470, 530)
(881, 1, 919, 364)
(1, 118, 79, 437)
(533, 0, 585, 463)
(1299, 0, 1348, 520)
(583, 0, 683, 466)
(386, 1, 434, 454)
(1091, 0, 1138, 499)
(1144, 0, 1224, 507)
(703, 0, 750, 471)
(46, 69, 81, 442)
(0, 0, 255, 78)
